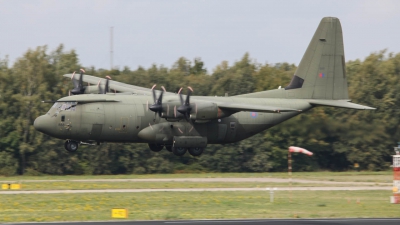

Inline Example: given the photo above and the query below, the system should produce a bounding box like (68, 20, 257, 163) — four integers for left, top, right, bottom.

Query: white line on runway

(0, 178, 391, 186)
(0, 186, 391, 194)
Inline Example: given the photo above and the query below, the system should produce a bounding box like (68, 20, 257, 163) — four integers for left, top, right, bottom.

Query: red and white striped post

(391, 146, 400, 203)
(288, 146, 313, 202)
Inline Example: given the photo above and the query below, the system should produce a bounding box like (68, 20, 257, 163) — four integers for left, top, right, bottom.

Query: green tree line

(0, 45, 398, 175)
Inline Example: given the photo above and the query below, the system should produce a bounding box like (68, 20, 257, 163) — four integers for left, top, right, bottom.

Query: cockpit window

(64, 102, 77, 111)
(47, 103, 61, 114)
(48, 102, 77, 116)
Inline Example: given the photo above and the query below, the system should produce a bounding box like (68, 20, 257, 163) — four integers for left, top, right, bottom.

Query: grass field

(0, 190, 398, 222)
(0, 171, 393, 183)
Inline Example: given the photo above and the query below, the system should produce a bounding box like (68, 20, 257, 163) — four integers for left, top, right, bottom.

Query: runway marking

(0, 178, 392, 186)
(0, 186, 391, 195)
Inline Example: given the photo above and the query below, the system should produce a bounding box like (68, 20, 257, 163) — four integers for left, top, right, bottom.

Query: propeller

(98, 76, 112, 94)
(177, 86, 193, 122)
(70, 68, 86, 95)
(149, 85, 166, 117)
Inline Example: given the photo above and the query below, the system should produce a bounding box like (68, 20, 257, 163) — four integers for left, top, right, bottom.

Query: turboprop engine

(69, 69, 112, 95)
(149, 86, 233, 122)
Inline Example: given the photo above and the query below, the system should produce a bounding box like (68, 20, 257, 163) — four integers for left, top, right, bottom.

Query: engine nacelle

(160, 102, 233, 121)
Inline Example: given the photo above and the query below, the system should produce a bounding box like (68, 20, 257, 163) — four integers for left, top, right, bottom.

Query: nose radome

(34, 115, 50, 134)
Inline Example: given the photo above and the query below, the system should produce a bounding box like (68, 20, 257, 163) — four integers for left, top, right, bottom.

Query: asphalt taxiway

(5, 219, 400, 225)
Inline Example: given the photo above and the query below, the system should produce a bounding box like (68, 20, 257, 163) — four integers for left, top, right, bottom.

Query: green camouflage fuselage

(40, 94, 312, 144)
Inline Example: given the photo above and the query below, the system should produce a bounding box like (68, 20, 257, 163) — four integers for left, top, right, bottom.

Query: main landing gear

(148, 143, 164, 152)
(64, 140, 79, 152)
(172, 147, 187, 156)
(188, 147, 204, 157)
(148, 144, 204, 156)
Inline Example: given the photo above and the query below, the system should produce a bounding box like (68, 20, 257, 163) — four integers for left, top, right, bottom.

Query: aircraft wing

(43, 99, 120, 104)
(217, 102, 301, 113)
(63, 73, 153, 95)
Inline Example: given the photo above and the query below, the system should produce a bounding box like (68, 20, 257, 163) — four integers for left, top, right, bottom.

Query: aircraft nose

(34, 115, 51, 134)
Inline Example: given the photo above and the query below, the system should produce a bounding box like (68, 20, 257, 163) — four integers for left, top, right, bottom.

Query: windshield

(47, 102, 76, 115)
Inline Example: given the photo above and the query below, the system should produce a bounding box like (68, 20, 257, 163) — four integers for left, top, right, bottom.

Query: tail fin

(285, 17, 348, 100)
(236, 17, 374, 110)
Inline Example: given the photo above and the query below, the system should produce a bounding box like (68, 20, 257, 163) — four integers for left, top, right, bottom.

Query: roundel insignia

(250, 112, 258, 118)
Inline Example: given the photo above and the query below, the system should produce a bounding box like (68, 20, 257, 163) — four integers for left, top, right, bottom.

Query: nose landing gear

(64, 140, 79, 152)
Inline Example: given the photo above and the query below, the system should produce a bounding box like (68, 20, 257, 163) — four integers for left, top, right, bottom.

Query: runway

(5, 219, 400, 225)
(0, 186, 391, 194)
(0, 178, 391, 186)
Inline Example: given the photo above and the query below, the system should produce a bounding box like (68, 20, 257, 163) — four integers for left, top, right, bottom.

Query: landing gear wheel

(165, 145, 172, 152)
(188, 147, 204, 157)
(172, 147, 187, 156)
(65, 140, 79, 152)
(148, 143, 164, 152)
(64, 141, 69, 151)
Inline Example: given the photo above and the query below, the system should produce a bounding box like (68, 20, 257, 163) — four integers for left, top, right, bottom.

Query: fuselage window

(61, 115, 65, 122)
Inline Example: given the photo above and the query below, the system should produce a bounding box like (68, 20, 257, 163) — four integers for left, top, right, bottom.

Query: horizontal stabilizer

(309, 100, 375, 110)
(218, 103, 301, 113)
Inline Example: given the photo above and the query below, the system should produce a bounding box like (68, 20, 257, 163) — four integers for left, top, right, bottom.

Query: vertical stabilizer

(285, 17, 348, 100)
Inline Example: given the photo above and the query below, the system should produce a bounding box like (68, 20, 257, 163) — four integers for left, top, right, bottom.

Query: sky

(1, 0, 400, 71)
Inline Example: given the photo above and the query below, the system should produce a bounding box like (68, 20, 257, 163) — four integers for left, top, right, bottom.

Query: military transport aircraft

(34, 17, 374, 157)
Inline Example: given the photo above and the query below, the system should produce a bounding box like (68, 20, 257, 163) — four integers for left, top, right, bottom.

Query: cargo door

(81, 103, 105, 140)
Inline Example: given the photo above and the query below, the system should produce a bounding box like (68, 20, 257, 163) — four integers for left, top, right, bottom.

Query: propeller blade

(149, 85, 166, 116)
(78, 68, 84, 86)
(177, 87, 194, 120)
(185, 86, 193, 105)
(151, 84, 157, 103)
(157, 90, 164, 105)
(178, 87, 184, 105)
(70, 68, 86, 95)
(104, 76, 111, 94)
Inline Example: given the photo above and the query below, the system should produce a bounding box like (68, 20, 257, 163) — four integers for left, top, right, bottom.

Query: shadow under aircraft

(34, 17, 374, 157)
